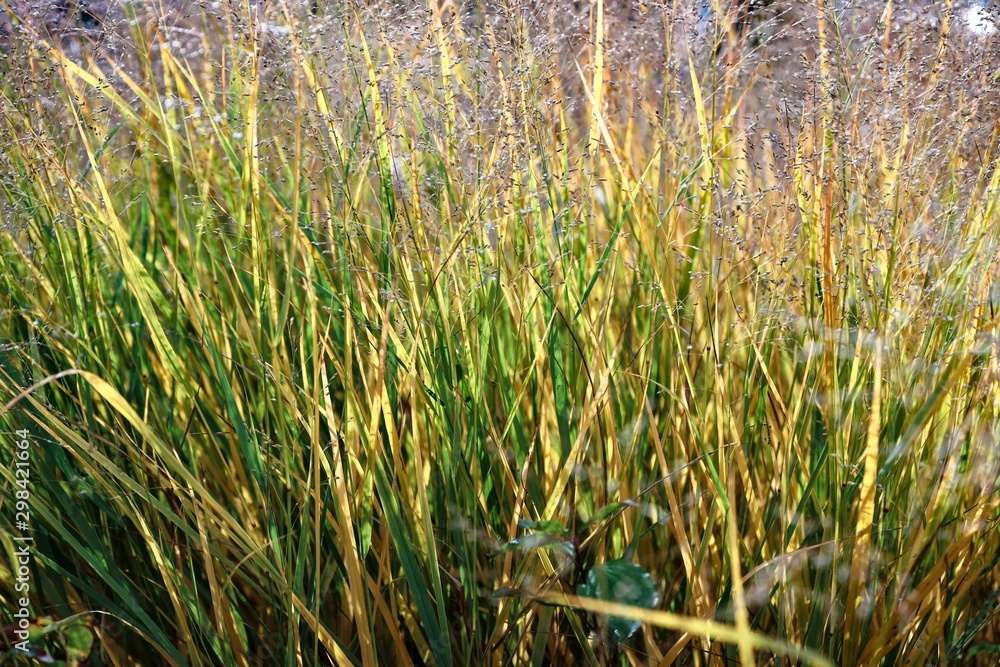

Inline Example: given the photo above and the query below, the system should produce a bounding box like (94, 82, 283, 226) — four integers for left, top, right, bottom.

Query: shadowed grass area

(1, 0, 1000, 664)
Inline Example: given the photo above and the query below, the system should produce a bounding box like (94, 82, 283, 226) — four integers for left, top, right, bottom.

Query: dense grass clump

(2, 0, 1000, 664)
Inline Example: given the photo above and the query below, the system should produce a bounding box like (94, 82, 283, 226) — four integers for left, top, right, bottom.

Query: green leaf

(373, 460, 453, 667)
(61, 621, 95, 661)
(1, 616, 94, 666)
(948, 587, 1000, 660)
(496, 532, 576, 558)
(517, 519, 569, 536)
(495, 520, 575, 558)
(577, 560, 660, 644)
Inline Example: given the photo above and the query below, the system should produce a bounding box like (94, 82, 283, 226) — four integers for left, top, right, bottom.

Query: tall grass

(1, 0, 1000, 664)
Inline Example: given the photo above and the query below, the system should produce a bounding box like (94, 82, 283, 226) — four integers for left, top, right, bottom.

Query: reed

(1, 0, 999, 664)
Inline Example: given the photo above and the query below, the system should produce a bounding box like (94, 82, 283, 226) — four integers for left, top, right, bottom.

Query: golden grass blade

(544, 594, 834, 666)
(843, 338, 883, 665)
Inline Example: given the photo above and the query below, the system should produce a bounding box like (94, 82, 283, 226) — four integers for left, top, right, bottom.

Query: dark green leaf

(577, 560, 659, 644)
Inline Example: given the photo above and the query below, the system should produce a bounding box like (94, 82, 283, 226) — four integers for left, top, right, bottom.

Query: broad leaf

(577, 560, 659, 643)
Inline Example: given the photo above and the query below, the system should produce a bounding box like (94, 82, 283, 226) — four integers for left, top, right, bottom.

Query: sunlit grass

(1, 0, 1000, 664)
